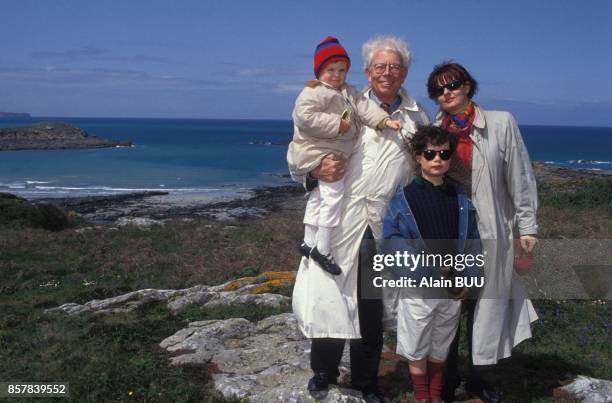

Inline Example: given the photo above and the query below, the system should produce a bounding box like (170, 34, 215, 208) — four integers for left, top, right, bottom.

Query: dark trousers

(444, 298, 497, 398)
(444, 299, 476, 393)
(310, 228, 383, 394)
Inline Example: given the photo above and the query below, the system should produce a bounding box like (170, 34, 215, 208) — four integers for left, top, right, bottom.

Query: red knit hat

(313, 36, 351, 78)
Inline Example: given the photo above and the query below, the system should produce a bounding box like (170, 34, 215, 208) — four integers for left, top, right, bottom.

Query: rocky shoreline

(39, 184, 306, 224)
(28, 161, 608, 226)
(0, 122, 132, 151)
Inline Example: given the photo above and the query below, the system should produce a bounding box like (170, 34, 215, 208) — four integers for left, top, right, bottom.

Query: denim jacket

(381, 178, 482, 282)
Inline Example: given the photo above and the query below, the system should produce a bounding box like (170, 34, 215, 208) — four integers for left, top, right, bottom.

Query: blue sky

(1, 0, 611, 126)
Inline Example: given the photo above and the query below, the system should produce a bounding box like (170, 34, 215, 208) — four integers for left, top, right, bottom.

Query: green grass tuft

(541, 179, 612, 216)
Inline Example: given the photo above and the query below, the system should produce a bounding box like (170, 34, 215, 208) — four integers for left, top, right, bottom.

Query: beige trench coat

(436, 104, 539, 365)
(287, 81, 389, 176)
(291, 88, 429, 338)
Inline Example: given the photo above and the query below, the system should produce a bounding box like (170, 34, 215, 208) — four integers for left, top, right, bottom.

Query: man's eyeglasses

(421, 149, 453, 161)
(432, 79, 465, 97)
(371, 62, 404, 75)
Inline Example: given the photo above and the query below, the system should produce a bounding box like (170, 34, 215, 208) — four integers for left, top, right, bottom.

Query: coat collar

(364, 86, 421, 112)
(305, 79, 345, 92)
(434, 102, 487, 132)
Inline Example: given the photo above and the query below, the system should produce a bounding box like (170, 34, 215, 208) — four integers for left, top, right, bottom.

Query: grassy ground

(0, 179, 610, 402)
(0, 215, 300, 402)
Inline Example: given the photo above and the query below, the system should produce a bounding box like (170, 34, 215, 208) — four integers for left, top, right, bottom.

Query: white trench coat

(436, 104, 539, 365)
(291, 88, 429, 339)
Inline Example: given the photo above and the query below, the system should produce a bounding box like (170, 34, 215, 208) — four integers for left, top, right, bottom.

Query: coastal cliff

(0, 122, 132, 151)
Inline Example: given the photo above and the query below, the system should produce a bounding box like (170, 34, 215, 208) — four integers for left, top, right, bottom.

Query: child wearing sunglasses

(287, 36, 402, 275)
(382, 125, 482, 402)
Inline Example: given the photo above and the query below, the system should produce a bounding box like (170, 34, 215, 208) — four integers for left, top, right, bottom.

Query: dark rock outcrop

(0, 122, 132, 151)
(0, 192, 69, 230)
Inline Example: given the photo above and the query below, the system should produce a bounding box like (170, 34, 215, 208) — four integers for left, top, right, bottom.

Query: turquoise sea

(1, 117, 611, 199)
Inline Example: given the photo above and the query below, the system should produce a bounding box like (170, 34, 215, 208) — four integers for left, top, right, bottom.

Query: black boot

(296, 241, 312, 258)
(466, 378, 503, 403)
(307, 371, 337, 392)
(310, 247, 342, 275)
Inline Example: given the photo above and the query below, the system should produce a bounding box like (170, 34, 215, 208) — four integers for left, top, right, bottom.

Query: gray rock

(167, 291, 216, 312)
(45, 282, 290, 316)
(197, 207, 267, 221)
(45, 302, 92, 315)
(160, 313, 366, 402)
(169, 351, 214, 366)
(116, 216, 165, 228)
(162, 318, 254, 355)
(554, 375, 612, 402)
(254, 385, 366, 403)
(203, 292, 289, 309)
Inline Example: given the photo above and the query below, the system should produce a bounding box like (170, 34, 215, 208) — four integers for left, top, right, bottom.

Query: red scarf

(441, 101, 475, 168)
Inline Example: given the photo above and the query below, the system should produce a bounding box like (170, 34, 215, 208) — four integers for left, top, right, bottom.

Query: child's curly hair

(409, 125, 458, 156)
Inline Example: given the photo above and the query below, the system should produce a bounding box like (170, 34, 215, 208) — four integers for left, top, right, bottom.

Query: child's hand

(385, 119, 402, 131)
(339, 118, 352, 134)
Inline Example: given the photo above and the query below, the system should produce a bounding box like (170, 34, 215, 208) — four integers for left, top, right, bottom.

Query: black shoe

(310, 247, 342, 275)
(441, 376, 461, 402)
(362, 391, 385, 403)
(296, 241, 312, 258)
(466, 380, 503, 403)
(480, 387, 503, 403)
(307, 371, 336, 392)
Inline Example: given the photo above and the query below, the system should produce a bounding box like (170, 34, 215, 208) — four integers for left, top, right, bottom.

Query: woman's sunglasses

(432, 79, 465, 97)
(421, 149, 453, 161)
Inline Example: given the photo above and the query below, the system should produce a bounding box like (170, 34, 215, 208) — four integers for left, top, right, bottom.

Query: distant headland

(0, 111, 31, 119)
(0, 122, 132, 151)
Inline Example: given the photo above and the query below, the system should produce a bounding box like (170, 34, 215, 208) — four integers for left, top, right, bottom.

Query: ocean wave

(0, 182, 26, 189)
(567, 159, 612, 165)
(32, 185, 227, 193)
(2, 184, 254, 200)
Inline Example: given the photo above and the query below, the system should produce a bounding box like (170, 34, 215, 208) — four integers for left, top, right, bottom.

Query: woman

(427, 62, 539, 402)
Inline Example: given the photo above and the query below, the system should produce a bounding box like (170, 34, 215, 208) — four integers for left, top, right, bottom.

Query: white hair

(362, 35, 412, 70)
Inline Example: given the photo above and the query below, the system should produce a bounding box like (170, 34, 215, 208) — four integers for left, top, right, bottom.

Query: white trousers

(396, 298, 462, 361)
(303, 179, 344, 229)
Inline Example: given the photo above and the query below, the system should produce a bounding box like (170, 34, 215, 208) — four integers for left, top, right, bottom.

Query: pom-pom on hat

(314, 36, 351, 78)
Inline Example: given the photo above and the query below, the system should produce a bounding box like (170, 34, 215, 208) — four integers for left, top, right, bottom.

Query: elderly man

(290, 35, 429, 402)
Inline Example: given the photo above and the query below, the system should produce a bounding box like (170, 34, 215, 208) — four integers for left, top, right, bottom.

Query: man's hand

(520, 235, 538, 253)
(311, 153, 346, 182)
(386, 119, 402, 131)
(339, 118, 351, 134)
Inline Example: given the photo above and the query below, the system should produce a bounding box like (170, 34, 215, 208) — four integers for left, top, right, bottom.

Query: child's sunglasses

(421, 149, 453, 161)
(432, 79, 465, 97)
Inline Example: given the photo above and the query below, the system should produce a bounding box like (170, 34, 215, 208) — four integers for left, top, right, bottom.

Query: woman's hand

(519, 235, 538, 253)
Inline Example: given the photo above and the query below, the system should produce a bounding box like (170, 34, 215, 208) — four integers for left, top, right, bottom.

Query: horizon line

(1, 115, 612, 129)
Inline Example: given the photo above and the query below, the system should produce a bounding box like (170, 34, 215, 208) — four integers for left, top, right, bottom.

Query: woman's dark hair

(427, 61, 478, 100)
(409, 125, 457, 156)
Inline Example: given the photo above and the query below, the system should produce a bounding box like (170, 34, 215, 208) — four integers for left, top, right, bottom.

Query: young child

(382, 125, 481, 402)
(287, 35, 401, 275)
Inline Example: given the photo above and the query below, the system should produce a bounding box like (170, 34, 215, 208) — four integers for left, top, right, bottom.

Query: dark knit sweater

(404, 175, 459, 254)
